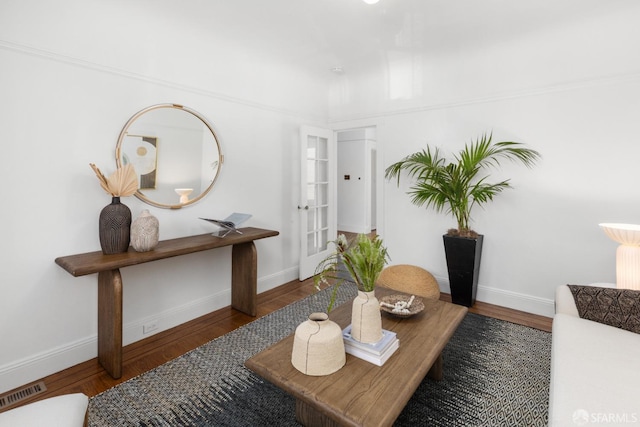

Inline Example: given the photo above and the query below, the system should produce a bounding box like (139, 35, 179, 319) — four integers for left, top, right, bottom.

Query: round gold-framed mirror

(116, 104, 223, 209)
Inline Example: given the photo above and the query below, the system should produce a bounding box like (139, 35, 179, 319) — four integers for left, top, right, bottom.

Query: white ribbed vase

(351, 290, 383, 343)
(130, 209, 159, 252)
(291, 313, 345, 376)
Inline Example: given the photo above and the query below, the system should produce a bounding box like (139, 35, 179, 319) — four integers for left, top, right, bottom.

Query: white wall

(331, 5, 640, 317)
(0, 0, 328, 393)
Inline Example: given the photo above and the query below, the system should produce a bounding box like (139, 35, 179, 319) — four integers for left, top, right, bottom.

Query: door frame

(297, 122, 384, 281)
(333, 123, 384, 239)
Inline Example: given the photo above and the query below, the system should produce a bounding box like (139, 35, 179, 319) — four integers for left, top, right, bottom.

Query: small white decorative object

(130, 209, 159, 252)
(380, 295, 415, 314)
(379, 294, 425, 318)
(175, 188, 194, 204)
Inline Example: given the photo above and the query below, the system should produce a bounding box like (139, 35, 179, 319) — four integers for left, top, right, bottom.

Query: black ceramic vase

(99, 197, 132, 255)
(443, 234, 483, 307)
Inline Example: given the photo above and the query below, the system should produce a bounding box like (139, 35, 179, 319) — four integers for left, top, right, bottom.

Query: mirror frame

(116, 103, 224, 209)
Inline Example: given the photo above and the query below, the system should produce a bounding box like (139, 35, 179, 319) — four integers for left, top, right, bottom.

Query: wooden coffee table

(245, 287, 467, 427)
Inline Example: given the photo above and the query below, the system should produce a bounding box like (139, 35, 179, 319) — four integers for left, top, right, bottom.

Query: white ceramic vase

(291, 312, 345, 376)
(130, 209, 159, 252)
(351, 290, 383, 343)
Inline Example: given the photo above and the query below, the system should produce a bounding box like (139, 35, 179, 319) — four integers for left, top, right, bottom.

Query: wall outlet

(143, 320, 159, 335)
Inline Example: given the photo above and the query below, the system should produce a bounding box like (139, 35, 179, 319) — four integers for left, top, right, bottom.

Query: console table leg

(231, 242, 257, 316)
(98, 269, 123, 379)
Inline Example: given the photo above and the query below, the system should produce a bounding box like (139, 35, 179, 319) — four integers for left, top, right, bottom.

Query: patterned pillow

(567, 285, 640, 334)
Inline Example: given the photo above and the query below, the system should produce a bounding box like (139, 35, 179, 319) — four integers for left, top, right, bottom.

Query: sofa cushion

(568, 285, 640, 334)
(549, 313, 640, 426)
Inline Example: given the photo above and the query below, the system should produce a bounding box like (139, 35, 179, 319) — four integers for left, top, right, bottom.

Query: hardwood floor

(0, 277, 552, 414)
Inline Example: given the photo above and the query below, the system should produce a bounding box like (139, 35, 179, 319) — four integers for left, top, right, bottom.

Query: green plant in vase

(315, 233, 390, 342)
(314, 233, 390, 313)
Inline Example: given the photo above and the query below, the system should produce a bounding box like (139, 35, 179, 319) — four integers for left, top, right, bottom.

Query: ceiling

(178, 0, 638, 78)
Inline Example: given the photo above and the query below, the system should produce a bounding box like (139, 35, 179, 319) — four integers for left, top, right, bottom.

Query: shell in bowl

(379, 294, 425, 318)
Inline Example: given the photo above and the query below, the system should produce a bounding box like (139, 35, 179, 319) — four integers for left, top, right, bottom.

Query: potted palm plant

(384, 133, 540, 306)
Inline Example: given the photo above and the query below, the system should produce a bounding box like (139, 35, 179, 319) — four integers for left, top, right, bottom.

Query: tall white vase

(351, 290, 383, 343)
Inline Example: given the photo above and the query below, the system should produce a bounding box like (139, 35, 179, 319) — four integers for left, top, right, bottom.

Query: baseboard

(122, 290, 232, 347)
(258, 266, 299, 294)
(476, 286, 555, 318)
(0, 337, 97, 396)
(433, 274, 555, 318)
(0, 269, 298, 395)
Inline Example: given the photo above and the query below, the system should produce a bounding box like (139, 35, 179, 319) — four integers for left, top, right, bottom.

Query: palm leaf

(385, 132, 540, 233)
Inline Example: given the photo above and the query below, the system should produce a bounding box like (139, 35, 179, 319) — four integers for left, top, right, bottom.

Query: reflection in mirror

(116, 104, 223, 209)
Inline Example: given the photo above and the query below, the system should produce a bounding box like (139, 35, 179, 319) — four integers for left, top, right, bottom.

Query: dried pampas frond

(108, 164, 138, 197)
(90, 163, 138, 197)
(90, 163, 111, 195)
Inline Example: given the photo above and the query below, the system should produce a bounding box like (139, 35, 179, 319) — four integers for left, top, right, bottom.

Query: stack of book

(342, 325, 399, 366)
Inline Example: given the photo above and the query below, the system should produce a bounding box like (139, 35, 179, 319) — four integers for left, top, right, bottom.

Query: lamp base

(616, 244, 640, 290)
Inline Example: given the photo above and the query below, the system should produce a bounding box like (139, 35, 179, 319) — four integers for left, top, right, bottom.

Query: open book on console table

(199, 213, 252, 236)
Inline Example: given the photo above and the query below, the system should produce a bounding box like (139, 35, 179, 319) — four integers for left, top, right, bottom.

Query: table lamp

(599, 223, 640, 290)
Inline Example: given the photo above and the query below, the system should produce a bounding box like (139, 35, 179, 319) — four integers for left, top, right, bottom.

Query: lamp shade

(599, 223, 640, 246)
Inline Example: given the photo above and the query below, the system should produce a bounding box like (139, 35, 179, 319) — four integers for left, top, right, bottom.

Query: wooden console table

(55, 227, 278, 379)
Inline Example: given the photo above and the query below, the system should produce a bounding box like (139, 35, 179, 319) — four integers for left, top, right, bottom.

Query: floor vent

(0, 381, 47, 410)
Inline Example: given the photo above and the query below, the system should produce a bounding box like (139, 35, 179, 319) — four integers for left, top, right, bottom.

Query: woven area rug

(88, 286, 551, 426)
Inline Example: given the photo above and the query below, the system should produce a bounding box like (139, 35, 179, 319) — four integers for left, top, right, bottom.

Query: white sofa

(549, 284, 640, 426)
(0, 393, 88, 427)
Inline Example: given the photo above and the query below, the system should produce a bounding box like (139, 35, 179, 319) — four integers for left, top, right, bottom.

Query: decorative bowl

(379, 294, 424, 318)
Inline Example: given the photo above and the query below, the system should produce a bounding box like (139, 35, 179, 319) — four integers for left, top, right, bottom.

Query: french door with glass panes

(298, 126, 336, 280)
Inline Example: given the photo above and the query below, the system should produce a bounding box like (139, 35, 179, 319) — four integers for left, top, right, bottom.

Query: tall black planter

(443, 234, 483, 307)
